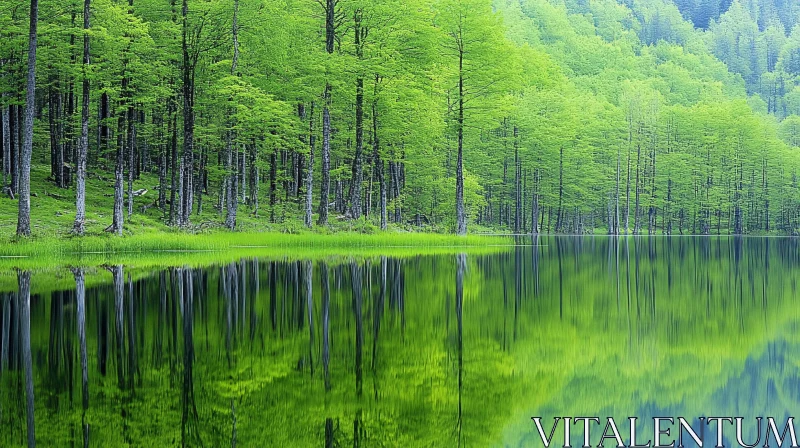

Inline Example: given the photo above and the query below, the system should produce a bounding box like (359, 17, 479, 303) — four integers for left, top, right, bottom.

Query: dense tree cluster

(0, 0, 799, 236)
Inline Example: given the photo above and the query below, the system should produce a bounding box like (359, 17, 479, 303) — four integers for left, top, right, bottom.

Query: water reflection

(0, 237, 799, 447)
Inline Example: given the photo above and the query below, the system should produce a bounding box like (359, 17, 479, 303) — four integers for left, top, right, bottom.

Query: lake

(0, 236, 798, 447)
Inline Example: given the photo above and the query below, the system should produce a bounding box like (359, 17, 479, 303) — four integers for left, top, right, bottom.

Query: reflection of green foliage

(1, 237, 798, 447)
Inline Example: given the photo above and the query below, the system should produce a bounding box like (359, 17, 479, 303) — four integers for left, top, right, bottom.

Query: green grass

(0, 165, 512, 275)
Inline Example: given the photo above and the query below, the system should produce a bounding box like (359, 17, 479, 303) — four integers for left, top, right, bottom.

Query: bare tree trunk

(455, 47, 466, 235)
(180, 0, 195, 227)
(372, 88, 386, 230)
(225, 0, 240, 230)
(305, 102, 315, 228)
(319, 87, 331, 226)
(112, 112, 125, 235)
(17, 0, 39, 237)
(318, 0, 335, 226)
(73, 0, 90, 234)
(2, 61, 10, 191)
(348, 10, 365, 220)
(127, 106, 135, 217)
(19, 270, 36, 447)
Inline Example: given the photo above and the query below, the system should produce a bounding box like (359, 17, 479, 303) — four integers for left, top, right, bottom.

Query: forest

(1, 0, 800, 236)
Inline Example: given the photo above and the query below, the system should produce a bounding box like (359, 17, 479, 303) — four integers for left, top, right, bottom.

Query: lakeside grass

(1, 230, 511, 257)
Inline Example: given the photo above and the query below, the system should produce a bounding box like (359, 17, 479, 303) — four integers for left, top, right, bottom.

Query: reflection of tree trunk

(455, 254, 465, 448)
(231, 398, 237, 448)
(351, 261, 364, 396)
(304, 260, 314, 376)
(110, 265, 126, 388)
(223, 263, 234, 367)
(72, 268, 90, 448)
(1, 292, 9, 373)
(127, 274, 137, 391)
(321, 261, 331, 391)
(325, 417, 334, 448)
(372, 256, 386, 372)
(269, 262, 277, 331)
(180, 268, 201, 447)
(19, 271, 36, 448)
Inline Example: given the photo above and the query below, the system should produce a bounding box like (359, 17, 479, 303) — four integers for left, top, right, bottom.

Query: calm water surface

(0, 236, 798, 447)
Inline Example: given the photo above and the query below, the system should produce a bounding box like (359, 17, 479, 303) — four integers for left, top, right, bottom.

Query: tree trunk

(318, 0, 335, 226)
(112, 112, 125, 235)
(305, 102, 315, 228)
(2, 69, 10, 191)
(455, 47, 466, 235)
(180, 0, 195, 227)
(127, 106, 135, 217)
(73, 0, 90, 234)
(319, 88, 331, 226)
(372, 89, 386, 230)
(17, 0, 39, 237)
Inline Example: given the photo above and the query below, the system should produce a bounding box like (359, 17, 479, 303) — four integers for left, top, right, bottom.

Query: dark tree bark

(17, 0, 39, 237)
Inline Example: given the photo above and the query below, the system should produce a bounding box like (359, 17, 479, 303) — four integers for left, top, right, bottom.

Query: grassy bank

(1, 231, 511, 257)
(0, 166, 510, 258)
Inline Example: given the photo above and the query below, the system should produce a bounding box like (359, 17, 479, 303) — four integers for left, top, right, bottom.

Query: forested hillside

(1, 0, 799, 236)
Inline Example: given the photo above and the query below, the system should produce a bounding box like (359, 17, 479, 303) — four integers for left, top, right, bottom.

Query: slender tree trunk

(2, 65, 10, 192)
(372, 87, 386, 230)
(633, 143, 642, 235)
(318, 0, 335, 226)
(225, 0, 240, 230)
(127, 106, 135, 217)
(180, 0, 195, 227)
(319, 87, 331, 226)
(112, 111, 125, 235)
(513, 126, 521, 233)
(305, 102, 315, 228)
(19, 271, 35, 447)
(455, 47, 466, 235)
(73, 0, 90, 234)
(17, 0, 39, 237)
(348, 10, 366, 220)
